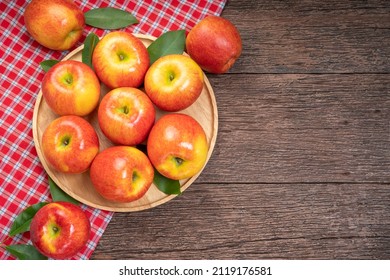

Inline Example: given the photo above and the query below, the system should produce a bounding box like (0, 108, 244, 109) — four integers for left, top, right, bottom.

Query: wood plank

(221, 0, 390, 73)
(91, 0, 390, 261)
(91, 183, 390, 259)
(198, 74, 390, 183)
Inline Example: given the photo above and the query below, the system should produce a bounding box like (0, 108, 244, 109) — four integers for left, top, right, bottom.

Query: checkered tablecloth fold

(0, 0, 226, 260)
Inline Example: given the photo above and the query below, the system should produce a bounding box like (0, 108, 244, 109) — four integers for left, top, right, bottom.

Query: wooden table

(91, 0, 390, 259)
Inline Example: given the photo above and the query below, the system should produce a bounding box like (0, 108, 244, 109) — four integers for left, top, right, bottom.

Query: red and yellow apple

(186, 15, 242, 74)
(147, 113, 208, 180)
(98, 87, 155, 146)
(24, 0, 85, 50)
(30, 201, 91, 259)
(41, 115, 99, 173)
(144, 54, 204, 111)
(42, 60, 100, 116)
(92, 31, 150, 89)
(90, 146, 154, 203)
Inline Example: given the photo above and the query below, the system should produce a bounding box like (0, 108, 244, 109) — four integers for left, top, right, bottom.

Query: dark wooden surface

(91, 0, 390, 259)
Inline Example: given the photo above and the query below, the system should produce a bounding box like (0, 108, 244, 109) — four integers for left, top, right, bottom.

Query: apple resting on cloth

(41, 115, 99, 173)
(147, 113, 208, 180)
(98, 87, 156, 146)
(90, 146, 154, 203)
(186, 15, 242, 74)
(144, 54, 204, 112)
(92, 31, 150, 89)
(42, 60, 100, 116)
(24, 0, 85, 50)
(30, 202, 91, 259)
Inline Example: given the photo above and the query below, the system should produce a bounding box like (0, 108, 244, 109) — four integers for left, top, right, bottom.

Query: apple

(92, 31, 150, 89)
(186, 15, 242, 74)
(98, 87, 155, 146)
(144, 54, 204, 112)
(41, 115, 99, 173)
(30, 201, 90, 259)
(42, 60, 100, 116)
(90, 146, 154, 203)
(147, 113, 208, 180)
(24, 0, 85, 50)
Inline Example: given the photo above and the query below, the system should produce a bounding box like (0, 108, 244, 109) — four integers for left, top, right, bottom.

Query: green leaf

(6, 244, 48, 260)
(85, 8, 138, 29)
(40, 60, 59, 72)
(49, 177, 80, 205)
(9, 202, 48, 236)
(147, 30, 186, 65)
(153, 169, 182, 195)
(82, 32, 99, 69)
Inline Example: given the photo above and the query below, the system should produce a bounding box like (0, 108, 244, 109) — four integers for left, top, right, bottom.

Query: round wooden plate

(32, 34, 218, 212)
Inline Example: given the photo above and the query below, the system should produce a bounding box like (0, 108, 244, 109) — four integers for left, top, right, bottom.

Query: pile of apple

(38, 22, 241, 205)
(21, 0, 241, 260)
(40, 30, 209, 203)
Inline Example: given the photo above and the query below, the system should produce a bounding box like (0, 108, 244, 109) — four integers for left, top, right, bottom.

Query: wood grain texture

(222, 0, 390, 74)
(201, 74, 390, 183)
(92, 183, 390, 259)
(91, 0, 390, 259)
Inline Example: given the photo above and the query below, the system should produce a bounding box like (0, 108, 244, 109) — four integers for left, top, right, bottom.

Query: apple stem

(61, 135, 71, 146)
(132, 171, 139, 182)
(174, 157, 184, 166)
(123, 106, 129, 114)
(63, 73, 73, 85)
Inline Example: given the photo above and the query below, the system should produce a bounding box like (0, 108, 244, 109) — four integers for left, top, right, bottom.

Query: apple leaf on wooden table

(40, 59, 59, 72)
(82, 32, 99, 69)
(147, 30, 186, 65)
(84, 7, 138, 29)
(5, 244, 48, 260)
(49, 176, 80, 205)
(8, 202, 48, 236)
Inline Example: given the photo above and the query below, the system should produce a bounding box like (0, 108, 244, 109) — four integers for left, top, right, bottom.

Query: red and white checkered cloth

(0, 0, 226, 260)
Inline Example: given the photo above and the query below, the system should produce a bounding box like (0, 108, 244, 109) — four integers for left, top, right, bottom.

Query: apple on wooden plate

(144, 54, 204, 112)
(42, 60, 100, 117)
(147, 113, 209, 181)
(92, 31, 150, 89)
(98, 87, 156, 146)
(90, 146, 154, 203)
(41, 115, 99, 174)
